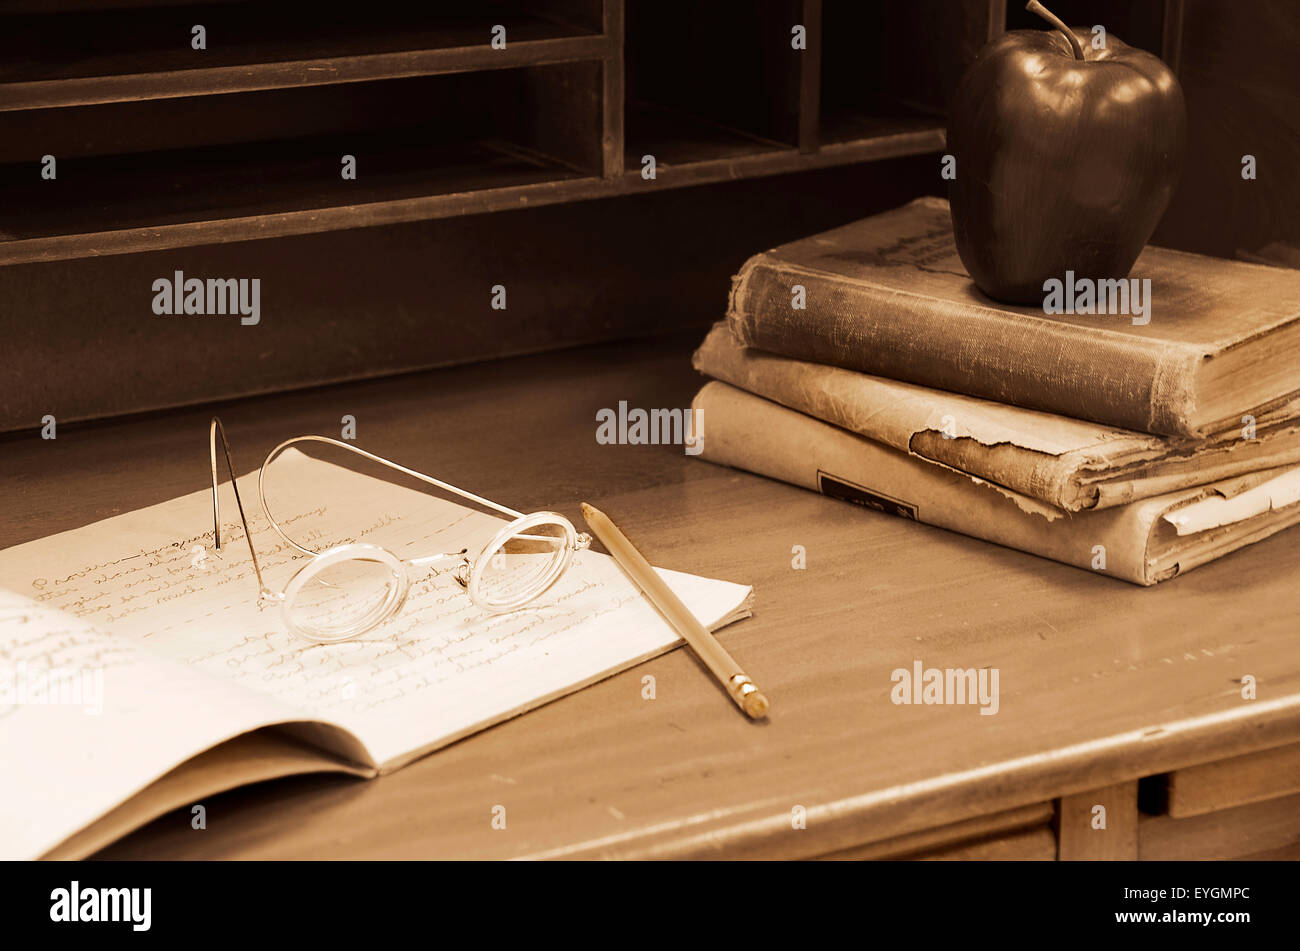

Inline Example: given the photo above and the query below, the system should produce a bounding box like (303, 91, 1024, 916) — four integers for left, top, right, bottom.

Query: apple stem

(1026, 0, 1085, 60)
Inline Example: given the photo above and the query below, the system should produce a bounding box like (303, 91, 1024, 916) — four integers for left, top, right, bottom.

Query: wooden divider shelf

(0, 1, 609, 110)
(0, 0, 1012, 267)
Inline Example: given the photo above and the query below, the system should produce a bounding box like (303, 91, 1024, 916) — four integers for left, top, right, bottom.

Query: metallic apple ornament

(947, 1, 1186, 304)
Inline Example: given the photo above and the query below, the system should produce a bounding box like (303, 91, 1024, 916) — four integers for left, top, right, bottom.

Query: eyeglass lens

(475, 521, 570, 609)
(285, 556, 404, 641)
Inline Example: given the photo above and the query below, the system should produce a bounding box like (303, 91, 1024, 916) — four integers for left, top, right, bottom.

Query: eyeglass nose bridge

(452, 560, 472, 589)
(410, 549, 472, 586)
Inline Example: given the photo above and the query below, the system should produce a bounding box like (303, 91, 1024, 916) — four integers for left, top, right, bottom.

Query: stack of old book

(691, 197, 1300, 584)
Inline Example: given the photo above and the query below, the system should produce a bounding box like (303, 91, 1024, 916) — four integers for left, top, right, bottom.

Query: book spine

(727, 256, 1201, 437)
(693, 381, 1160, 585)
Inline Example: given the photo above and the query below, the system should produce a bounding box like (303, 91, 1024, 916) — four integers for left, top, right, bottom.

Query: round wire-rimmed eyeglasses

(208, 418, 591, 643)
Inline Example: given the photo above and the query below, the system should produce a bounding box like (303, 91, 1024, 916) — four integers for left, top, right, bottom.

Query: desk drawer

(910, 825, 1057, 860)
(1163, 741, 1300, 818)
(1140, 790, 1300, 860)
(819, 802, 1056, 860)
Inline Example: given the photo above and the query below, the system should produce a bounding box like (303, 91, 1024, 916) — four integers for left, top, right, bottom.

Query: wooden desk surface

(5, 335, 1300, 859)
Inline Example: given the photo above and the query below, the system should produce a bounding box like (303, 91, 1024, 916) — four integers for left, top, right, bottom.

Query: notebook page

(0, 590, 332, 860)
(0, 449, 753, 768)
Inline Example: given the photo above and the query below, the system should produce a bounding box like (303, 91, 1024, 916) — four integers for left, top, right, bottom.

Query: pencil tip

(580, 502, 595, 518)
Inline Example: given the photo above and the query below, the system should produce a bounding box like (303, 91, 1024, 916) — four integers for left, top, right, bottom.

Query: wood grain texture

(819, 802, 1053, 860)
(913, 826, 1057, 861)
(0, 8, 609, 111)
(600, 0, 624, 177)
(1235, 840, 1300, 861)
(0, 123, 943, 268)
(3, 336, 1298, 860)
(0, 0, 951, 266)
(796, 0, 822, 154)
(1141, 790, 1300, 861)
(0, 156, 940, 432)
(1165, 741, 1300, 818)
(1058, 781, 1139, 860)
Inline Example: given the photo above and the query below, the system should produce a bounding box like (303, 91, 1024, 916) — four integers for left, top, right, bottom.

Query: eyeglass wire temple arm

(209, 418, 274, 599)
(258, 435, 527, 558)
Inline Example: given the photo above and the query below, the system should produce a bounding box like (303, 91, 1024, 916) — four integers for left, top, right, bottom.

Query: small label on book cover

(817, 472, 918, 520)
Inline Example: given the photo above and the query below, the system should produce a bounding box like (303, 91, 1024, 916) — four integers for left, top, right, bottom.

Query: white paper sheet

(0, 449, 752, 856)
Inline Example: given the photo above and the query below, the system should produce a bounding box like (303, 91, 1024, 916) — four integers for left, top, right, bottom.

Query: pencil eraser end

(744, 692, 770, 719)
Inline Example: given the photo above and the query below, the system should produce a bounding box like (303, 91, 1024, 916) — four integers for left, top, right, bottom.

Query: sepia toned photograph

(0, 0, 1295, 937)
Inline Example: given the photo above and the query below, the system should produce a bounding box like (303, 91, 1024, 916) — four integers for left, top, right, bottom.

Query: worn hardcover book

(694, 322, 1300, 514)
(692, 381, 1300, 585)
(726, 197, 1300, 437)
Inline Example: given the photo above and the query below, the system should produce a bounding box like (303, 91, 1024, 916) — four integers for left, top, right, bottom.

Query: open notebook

(0, 449, 753, 859)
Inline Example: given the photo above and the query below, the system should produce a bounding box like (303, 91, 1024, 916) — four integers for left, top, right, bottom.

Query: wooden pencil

(580, 502, 769, 719)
